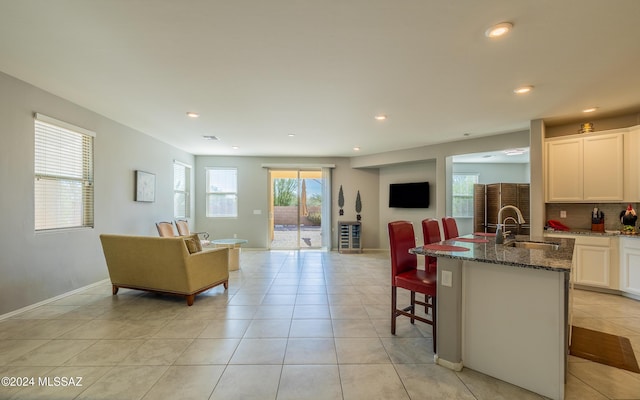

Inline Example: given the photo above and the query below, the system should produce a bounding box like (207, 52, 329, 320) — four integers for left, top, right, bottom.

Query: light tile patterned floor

(1, 250, 639, 399)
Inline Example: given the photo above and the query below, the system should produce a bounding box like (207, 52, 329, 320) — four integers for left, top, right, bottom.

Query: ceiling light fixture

(186, 112, 200, 118)
(504, 148, 526, 156)
(374, 115, 387, 121)
(513, 85, 533, 94)
(485, 22, 513, 38)
(353, 147, 361, 151)
(288, 133, 296, 137)
(232, 146, 239, 150)
(202, 135, 218, 141)
(582, 107, 598, 113)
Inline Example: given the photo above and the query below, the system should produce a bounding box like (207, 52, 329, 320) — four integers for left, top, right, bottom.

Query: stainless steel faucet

(496, 205, 526, 244)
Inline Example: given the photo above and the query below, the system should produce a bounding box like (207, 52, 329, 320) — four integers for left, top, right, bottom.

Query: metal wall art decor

(355, 190, 362, 220)
(338, 185, 345, 216)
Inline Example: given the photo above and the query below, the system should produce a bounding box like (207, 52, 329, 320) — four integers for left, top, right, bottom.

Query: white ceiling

(452, 149, 529, 164)
(1, 1, 639, 157)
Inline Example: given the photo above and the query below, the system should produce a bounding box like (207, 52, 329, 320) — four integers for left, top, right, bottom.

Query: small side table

(210, 239, 248, 271)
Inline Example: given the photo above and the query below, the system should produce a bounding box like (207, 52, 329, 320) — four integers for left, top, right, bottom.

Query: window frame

(205, 167, 238, 218)
(34, 113, 95, 232)
(452, 173, 479, 218)
(173, 160, 191, 218)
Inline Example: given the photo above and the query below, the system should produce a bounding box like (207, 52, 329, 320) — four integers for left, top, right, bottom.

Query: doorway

(269, 169, 323, 249)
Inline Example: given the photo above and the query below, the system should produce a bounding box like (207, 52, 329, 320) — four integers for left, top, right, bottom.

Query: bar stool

(421, 218, 441, 274)
(441, 217, 459, 240)
(388, 221, 437, 351)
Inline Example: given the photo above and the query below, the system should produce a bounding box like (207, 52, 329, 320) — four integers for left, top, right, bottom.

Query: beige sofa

(100, 234, 229, 306)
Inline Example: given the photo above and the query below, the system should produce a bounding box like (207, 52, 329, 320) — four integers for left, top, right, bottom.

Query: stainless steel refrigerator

(473, 183, 530, 234)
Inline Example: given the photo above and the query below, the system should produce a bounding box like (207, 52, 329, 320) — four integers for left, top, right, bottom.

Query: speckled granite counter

(546, 229, 640, 239)
(410, 234, 574, 273)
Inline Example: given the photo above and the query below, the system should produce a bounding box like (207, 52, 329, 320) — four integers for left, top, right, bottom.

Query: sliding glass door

(269, 169, 324, 250)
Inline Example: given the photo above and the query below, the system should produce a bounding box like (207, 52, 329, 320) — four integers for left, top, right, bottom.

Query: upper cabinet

(623, 126, 640, 202)
(546, 128, 628, 203)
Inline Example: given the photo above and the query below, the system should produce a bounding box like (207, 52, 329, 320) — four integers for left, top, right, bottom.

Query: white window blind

(34, 114, 94, 231)
(206, 168, 238, 217)
(173, 161, 191, 218)
(452, 173, 478, 218)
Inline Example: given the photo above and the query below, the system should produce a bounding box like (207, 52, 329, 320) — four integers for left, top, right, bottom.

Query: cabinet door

(574, 245, 610, 287)
(546, 139, 583, 202)
(583, 133, 624, 201)
(624, 128, 640, 202)
(621, 245, 640, 296)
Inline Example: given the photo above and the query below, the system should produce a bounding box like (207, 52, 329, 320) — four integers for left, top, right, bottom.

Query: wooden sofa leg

(186, 294, 195, 306)
(223, 281, 228, 290)
(112, 285, 119, 295)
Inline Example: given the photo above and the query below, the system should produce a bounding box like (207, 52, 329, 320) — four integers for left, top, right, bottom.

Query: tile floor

(1, 250, 639, 400)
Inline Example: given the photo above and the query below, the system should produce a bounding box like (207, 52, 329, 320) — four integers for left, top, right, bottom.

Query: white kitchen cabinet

(582, 133, 624, 201)
(623, 126, 640, 202)
(546, 233, 619, 290)
(546, 138, 583, 202)
(620, 237, 640, 296)
(545, 130, 624, 202)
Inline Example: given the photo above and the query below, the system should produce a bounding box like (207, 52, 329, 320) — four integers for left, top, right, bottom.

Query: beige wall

(0, 71, 194, 315)
(194, 156, 380, 249)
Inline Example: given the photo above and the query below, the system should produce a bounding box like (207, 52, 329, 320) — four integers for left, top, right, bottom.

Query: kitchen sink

(505, 241, 560, 250)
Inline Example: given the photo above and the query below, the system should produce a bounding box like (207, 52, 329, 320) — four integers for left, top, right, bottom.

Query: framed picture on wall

(135, 170, 155, 202)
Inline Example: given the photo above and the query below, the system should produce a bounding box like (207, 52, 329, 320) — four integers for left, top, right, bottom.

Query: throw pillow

(184, 234, 202, 254)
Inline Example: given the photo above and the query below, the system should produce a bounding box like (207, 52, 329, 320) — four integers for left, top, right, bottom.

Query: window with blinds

(34, 114, 94, 231)
(206, 167, 238, 218)
(452, 173, 478, 218)
(173, 161, 191, 218)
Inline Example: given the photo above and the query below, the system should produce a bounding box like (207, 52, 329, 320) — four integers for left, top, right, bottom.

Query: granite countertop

(410, 234, 574, 273)
(544, 229, 640, 238)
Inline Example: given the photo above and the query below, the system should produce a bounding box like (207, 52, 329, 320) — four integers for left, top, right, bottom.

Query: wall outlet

(560, 210, 567, 218)
(233, 233, 237, 238)
(441, 270, 453, 287)
(253, 209, 262, 215)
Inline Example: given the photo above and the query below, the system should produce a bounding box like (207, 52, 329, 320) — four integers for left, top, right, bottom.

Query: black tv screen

(389, 182, 430, 208)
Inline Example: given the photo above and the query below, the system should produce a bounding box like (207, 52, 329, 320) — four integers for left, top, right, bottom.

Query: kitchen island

(411, 234, 575, 400)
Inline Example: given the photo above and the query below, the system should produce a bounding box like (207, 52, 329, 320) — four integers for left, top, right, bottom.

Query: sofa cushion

(184, 234, 202, 254)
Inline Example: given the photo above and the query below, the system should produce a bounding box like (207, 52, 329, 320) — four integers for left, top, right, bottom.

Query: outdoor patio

(271, 225, 322, 249)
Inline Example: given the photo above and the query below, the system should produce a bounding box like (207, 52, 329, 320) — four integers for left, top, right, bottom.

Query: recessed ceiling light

(374, 115, 387, 121)
(504, 148, 527, 156)
(288, 133, 296, 137)
(186, 112, 200, 118)
(202, 135, 218, 141)
(463, 133, 471, 137)
(353, 147, 361, 151)
(232, 146, 239, 150)
(513, 85, 533, 94)
(582, 107, 598, 113)
(485, 22, 513, 38)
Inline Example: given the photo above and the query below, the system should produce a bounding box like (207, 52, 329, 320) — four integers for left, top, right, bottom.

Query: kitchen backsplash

(545, 203, 639, 231)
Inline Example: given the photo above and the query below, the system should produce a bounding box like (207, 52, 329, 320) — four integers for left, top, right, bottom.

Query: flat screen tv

(389, 182, 430, 208)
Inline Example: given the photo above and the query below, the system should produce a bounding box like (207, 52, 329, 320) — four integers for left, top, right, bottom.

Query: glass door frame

(268, 168, 324, 250)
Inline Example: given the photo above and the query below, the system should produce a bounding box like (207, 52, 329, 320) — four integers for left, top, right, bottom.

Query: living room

(0, 0, 640, 399)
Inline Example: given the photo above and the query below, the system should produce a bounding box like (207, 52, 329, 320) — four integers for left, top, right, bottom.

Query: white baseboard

(0, 278, 110, 321)
(434, 354, 464, 371)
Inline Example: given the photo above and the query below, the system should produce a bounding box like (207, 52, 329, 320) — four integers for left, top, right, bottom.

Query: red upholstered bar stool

(388, 221, 437, 352)
(441, 217, 459, 240)
(421, 218, 441, 275)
